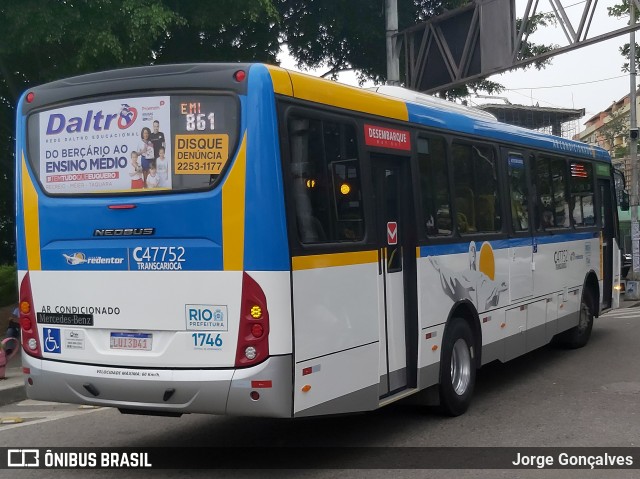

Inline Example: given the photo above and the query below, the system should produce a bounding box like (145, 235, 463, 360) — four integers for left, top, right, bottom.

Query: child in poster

(146, 163, 160, 189)
(155, 147, 170, 188)
(129, 151, 144, 189)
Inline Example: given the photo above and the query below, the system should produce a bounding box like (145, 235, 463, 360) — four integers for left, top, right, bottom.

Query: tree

(598, 108, 630, 158)
(0, 0, 184, 264)
(278, 0, 555, 97)
(0, 0, 278, 264)
(609, 0, 640, 72)
(0, 0, 555, 264)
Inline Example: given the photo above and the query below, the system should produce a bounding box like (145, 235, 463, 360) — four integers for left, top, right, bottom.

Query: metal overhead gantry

(399, 0, 640, 93)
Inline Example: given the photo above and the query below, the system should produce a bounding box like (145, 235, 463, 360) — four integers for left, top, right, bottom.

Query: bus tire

(438, 317, 476, 416)
(555, 291, 594, 349)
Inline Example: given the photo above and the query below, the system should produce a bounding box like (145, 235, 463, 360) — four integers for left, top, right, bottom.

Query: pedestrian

(4, 307, 20, 356)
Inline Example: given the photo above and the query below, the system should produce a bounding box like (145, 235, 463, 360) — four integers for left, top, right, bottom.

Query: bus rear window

(27, 94, 239, 195)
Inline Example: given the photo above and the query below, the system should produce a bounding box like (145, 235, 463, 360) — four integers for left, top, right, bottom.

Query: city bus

(15, 63, 621, 418)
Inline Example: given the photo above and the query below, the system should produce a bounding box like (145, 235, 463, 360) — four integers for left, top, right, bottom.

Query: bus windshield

(27, 94, 239, 195)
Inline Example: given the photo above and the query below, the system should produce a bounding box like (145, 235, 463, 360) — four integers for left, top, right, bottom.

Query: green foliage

(155, 0, 280, 64)
(0, 264, 17, 307)
(514, 13, 557, 70)
(0, 0, 185, 264)
(0, 1, 556, 264)
(599, 109, 629, 155)
(609, 1, 640, 72)
(0, 0, 278, 264)
(614, 145, 630, 158)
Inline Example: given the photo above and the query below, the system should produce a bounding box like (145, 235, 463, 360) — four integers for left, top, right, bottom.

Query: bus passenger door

(599, 178, 615, 309)
(504, 149, 534, 302)
(373, 155, 417, 397)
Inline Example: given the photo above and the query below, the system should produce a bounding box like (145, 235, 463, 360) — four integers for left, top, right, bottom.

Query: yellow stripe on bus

(222, 132, 247, 271)
(21, 153, 41, 271)
(279, 70, 408, 121)
(292, 250, 378, 271)
(288, 71, 408, 120)
(266, 65, 294, 96)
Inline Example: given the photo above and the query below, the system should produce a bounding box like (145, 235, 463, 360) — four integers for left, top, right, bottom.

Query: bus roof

(266, 64, 610, 164)
(21, 62, 610, 164)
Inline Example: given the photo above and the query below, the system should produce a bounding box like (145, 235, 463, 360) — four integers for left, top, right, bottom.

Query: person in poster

(129, 151, 144, 189)
(146, 162, 160, 189)
(136, 127, 154, 184)
(155, 147, 170, 188)
(149, 120, 166, 159)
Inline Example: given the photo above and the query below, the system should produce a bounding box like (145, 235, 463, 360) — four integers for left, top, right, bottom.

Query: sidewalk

(0, 353, 25, 407)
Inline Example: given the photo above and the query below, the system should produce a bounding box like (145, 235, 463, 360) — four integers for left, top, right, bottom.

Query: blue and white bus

(15, 63, 621, 417)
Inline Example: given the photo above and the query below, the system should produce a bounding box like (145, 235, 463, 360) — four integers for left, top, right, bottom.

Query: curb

(0, 380, 26, 407)
(0, 355, 26, 407)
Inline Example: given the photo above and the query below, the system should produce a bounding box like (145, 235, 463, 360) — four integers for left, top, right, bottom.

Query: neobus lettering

(46, 110, 119, 135)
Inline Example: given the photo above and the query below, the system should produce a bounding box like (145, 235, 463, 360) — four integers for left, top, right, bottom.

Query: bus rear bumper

(22, 354, 293, 417)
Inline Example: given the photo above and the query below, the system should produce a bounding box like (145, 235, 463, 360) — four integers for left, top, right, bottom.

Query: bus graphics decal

(131, 246, 186, 271)
(185, 305, 228, 332)
(37, 312, 95, 327)
(62, 252, 125, 267)
(64, 330, 85, 350)
(42, 248, 129, 271)
(364, 124, 411, 151)
(43, 328, 62, 354)
(429, 241, 508, 310)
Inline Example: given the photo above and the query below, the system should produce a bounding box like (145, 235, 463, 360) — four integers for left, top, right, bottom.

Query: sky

(277, 0, 633, 132)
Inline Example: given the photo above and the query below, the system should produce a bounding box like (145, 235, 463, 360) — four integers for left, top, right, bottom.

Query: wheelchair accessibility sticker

(43, 328, 62, 353)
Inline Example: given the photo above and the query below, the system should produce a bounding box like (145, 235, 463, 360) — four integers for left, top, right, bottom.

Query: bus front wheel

(438, 317, 476, 416)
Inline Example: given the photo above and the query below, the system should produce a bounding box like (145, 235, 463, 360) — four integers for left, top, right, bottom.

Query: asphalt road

(1, 306, 640, 478)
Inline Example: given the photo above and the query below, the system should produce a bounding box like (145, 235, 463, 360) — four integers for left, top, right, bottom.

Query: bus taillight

(235, 272, 269, 368)
(19, 273, 42, 358)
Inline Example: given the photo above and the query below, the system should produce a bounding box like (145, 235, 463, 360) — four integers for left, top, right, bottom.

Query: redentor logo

(45, 103, 138, 135)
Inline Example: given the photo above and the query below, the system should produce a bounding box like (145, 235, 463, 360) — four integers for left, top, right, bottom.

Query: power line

(503, 88, 567, 110)
(539, 0, 587, 16)
(506, 74, 627, 91)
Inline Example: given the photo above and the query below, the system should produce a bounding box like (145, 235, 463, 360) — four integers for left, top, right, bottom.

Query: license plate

(110, 332, 152, 351)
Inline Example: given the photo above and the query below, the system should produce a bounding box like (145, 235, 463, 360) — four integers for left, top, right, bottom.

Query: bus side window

(507, 154, 529, 232)
(570, 161, 595, 227)
(536, 157, 569, 229)
(417, 135, 451, 236)
(288, 116, 364, 244)
(452, 142, 501, 234)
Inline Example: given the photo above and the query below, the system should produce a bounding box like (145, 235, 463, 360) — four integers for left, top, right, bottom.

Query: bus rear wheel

(555, 291, 594, 349)
(438, 317, 476, 416)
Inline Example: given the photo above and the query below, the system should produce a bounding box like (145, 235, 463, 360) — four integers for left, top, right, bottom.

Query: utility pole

(385, 0, 400, 85)
(631, 3, 640, 282)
